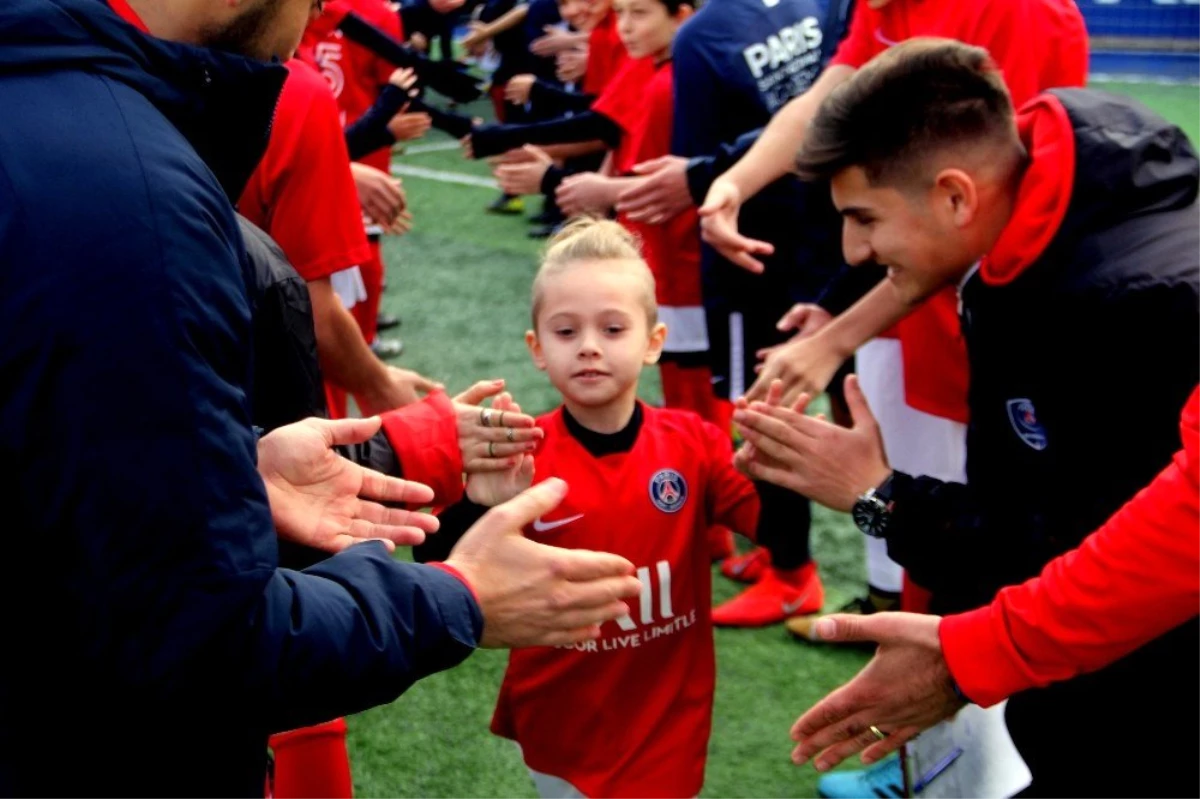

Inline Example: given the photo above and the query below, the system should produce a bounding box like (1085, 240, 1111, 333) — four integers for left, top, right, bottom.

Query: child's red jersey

(492, 404, 758, 797)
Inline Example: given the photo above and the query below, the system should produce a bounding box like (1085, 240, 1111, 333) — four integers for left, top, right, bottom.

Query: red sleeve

(429, 562, 479, 601)
(829, 1, 881, 70)
(244, 60, 372, 282)
(701, 420, 759, 538)
(941, 387, 1200, 707)
(379, 390, 465, 506)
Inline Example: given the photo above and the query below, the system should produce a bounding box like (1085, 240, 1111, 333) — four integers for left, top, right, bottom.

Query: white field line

(402, 140, 464, 155)
(391, 163, 497, 189)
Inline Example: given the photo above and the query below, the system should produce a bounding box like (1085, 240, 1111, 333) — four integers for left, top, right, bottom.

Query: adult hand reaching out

(445, 478, 642, 648)
(734, 375, 891, 512)
(790, 612, 964, 771)
(258, 416, 441, 553)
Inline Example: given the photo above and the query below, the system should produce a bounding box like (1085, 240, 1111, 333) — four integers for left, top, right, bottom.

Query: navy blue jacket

(0, 1, 481, 794)
(671, 0, 843, 313)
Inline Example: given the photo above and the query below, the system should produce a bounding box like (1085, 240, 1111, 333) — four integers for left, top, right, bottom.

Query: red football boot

(719, 546, 771, 584)
(712, 563, 824, 627)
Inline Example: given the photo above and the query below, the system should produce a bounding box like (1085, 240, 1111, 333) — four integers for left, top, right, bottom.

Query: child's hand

(387, 111, 432, 142)
(466, 392, 537, 506)
(556, 47, 587, 83)
(504, 74, 536, 105)
(556, 172, 615, 217)
(494, 145, 553, 196)
(387, 67, 418, 92)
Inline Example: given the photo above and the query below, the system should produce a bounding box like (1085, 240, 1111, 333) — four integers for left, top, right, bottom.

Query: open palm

(258, 417, 440, 553)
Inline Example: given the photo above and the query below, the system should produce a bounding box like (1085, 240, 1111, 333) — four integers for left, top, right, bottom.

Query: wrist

(430, 561, 480, 604)
(713, 174, 743, 206)
(813, 315, 858, 360)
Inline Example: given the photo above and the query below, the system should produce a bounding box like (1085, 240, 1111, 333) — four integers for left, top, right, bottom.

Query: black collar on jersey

(563, 403, 644, 457)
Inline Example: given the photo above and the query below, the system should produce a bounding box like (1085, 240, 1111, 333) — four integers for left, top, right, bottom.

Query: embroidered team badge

(649, 469, 688, 513)
(1006, 398, 1048, 451)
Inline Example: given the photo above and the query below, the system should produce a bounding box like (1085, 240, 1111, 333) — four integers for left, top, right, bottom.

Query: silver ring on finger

(497, 410, 507, 427)
(487, 441, 496, 458)
(480, 408, 495, 427)
(506, 427, 516, 442)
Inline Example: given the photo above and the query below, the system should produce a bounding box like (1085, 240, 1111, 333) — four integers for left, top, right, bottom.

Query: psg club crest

(649, 469, 688, 513)
(1006, 398, 1048, 451)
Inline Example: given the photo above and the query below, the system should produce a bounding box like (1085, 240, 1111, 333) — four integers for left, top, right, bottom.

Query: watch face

(853, 497, 887, 537)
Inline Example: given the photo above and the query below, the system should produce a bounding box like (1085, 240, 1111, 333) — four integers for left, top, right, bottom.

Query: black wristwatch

(852, 473, 896, 538)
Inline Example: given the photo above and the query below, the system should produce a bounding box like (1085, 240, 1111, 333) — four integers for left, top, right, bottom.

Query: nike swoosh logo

(874, 27, 900, 47)
(531, 514, 584, 533)
(782, 591, 812, 615)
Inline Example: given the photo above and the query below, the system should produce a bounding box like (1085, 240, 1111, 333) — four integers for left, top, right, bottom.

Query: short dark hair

(796, 38, 1017, 187)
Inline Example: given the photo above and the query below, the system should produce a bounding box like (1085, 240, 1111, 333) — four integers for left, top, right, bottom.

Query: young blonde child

(424, 219, 761, 798)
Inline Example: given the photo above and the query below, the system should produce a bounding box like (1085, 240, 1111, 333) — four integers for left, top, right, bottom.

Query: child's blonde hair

(531, 217, 658, 328)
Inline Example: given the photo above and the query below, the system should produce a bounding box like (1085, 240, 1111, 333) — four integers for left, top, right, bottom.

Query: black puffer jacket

(884, 88, 1199, 611)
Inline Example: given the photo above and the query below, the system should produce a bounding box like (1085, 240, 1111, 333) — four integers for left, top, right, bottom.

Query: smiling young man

(733, 38, 1199, 796)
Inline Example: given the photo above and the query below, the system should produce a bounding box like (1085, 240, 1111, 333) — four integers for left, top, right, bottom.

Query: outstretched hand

(744, 313, 845, 405)
(453, 379, 543, 474)
(615, 156, 692, 224)
(790, 612, 965, 771)
(258, 416, 440, 553)
(446, 478, 641, 648)
(465, 391, 536, 505)
(734, 375, 890, 511)
(698, 178, 775, 273)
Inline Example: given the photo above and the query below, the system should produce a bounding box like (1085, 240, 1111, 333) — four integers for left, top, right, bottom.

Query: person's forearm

(379, 392, 466, 507)
(811, 279, 912, 360)
(882, 471, 1082, 612)
(345, 85, 408, 160)
(308, 278, 393, 400)
(816, 263, 887, 316)
(471, 112, 619, 159)
(407, 96, 474, 138)
(718, 65, 853, 200)
(539, 140, 606, 160)
(480, 5, 528, 38)
(529, 79, 594, 116)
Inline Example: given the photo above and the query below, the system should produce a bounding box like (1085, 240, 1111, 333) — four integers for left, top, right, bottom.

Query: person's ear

(675, 4, 694, 22)
(644, 322, 667, 365)
(932, 168, 979, 230)
(526, 330, 548, 371)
